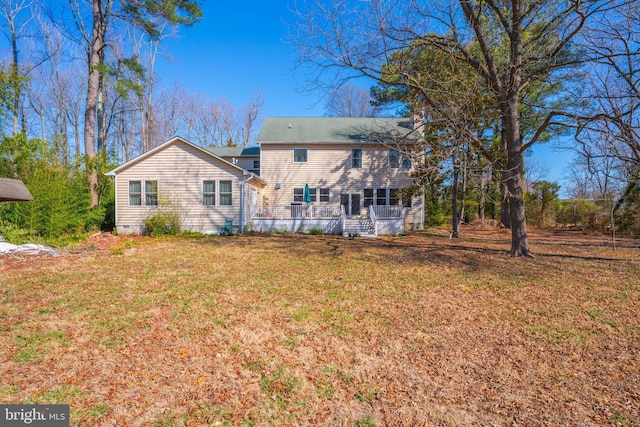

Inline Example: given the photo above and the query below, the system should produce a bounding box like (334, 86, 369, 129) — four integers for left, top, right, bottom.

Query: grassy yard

(1, 228, 638, 426)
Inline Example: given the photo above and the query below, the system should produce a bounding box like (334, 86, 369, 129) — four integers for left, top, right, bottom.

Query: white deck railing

(251, 204, 342, 220)
(369, 205, 378, 236)
(250, 204, 404, 221)
(372, 205, 404, 219)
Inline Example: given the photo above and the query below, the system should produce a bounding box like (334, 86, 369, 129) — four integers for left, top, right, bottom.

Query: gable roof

(206, 146, 260, 157)
(0, 178, 33, 202)
(106, 137, 265, 185)
(256, 117, 421, 145)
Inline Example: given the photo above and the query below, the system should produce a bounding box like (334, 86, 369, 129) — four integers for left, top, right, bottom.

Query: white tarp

(0, 242, 57, 256)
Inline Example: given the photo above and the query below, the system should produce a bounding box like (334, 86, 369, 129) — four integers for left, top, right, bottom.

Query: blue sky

(0, 0, 574, 192)
(157, 1, 575, 191)
(157, 1, 326, 117)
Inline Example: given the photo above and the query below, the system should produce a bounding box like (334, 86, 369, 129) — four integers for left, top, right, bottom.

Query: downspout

(241, 173, 248, 234)
(114, 175, 117, 232)
(241, 172, 254, 234)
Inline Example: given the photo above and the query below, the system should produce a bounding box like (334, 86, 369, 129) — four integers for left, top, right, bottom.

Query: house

(108, 117, 424, 236)
(106, 137, 267, 234)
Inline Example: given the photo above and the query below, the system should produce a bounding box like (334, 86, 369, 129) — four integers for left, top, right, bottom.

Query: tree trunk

(83, 0, 108, 208)
(500, 182, 511, 228)
(97, 49, 106, 153)
(479, 165, 489, 227)
(451, 162, 460, 238)
(503, 101, 532, 257)
(459, 153, 467, 225)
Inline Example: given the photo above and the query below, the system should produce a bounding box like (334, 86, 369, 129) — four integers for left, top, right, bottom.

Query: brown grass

(0, 227, 638, 426)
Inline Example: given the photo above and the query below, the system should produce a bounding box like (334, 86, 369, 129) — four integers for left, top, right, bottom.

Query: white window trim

(293, 148, 308, 163)
(351, 148, 362, 168)
(128, 180, 158, 207)
(219, 180, 233, 206)
(202, 180, 216, 206)
(319, 188, 330, 203)
(128, 180, 142, 207)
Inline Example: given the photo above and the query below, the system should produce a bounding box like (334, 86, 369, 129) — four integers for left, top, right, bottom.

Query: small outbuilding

(0, 178, 33, 202)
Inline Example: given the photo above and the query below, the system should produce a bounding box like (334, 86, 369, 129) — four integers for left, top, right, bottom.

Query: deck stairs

(342, 217, 377, 238)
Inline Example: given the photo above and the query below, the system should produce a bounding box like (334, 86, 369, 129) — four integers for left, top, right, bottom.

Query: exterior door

(340, 193, 361, 216)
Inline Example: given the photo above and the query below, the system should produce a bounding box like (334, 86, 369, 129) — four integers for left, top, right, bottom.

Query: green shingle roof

(256, 117, 420, 144)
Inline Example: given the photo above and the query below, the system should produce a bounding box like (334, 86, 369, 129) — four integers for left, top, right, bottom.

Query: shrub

(308, 228, 323, 235)
(243, 221, 255, 234)
(144, 204, 182, 236)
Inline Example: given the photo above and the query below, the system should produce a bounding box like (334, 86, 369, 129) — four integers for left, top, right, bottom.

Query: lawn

(0, 228, 638, 426)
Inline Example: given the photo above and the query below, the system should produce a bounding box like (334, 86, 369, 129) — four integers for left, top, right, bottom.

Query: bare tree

(71, 0, 202, 207)
(172, 92, 264, 148)
(0, 0, 36, 135)
(325, 82, 380, 117)
(239, 92, 264, 147)
(574, 2, 640, 204)
(292, 0, 624, 256)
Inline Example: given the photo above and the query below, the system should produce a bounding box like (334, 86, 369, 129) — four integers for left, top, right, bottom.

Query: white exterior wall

(217, 156, 259, 173)
(114, 141, 248, 234)
(260, 143, 423, 226)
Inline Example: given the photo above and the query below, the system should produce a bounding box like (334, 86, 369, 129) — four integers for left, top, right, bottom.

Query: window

(293, 148, 307, 163)
(403, 197, 412, 208)
(376, 188, 387, 206)
(129, 181, 141, 206)
(351, 149, 362, 168)
(253, 160, 260, 169)
(319, 188, 330, 202)
(129, 180, 158, 206)
(203, 181, 216, 206)
(402, 150, 412, 169)
(219, 180, 232, 206)
(389, 149, 400, 168)
(293, 188, 304, 202)
(145, 180, 158, 206)
(390, 189, 399, 206)
(364, 188, 374, 208)
(309, 187, 317, 202)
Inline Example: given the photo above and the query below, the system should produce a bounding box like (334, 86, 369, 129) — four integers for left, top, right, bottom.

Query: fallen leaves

(0, 228, 638, 425)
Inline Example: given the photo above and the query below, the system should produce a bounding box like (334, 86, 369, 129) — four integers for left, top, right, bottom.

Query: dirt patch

(77, 232, 121, 251)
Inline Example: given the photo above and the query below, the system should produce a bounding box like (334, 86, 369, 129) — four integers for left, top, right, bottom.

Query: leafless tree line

(0, 0, 264, 167)
(567, 1, 640, 205)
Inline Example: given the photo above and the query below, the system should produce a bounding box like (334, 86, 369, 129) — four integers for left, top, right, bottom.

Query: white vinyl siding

(115, 141, 248, 233)
(258, 142, 422, 225)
